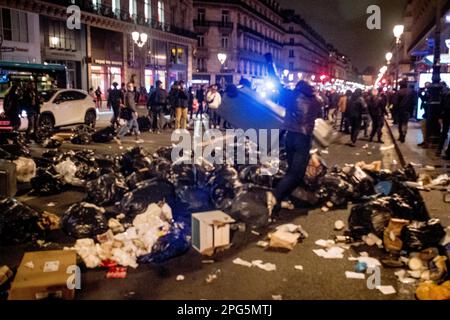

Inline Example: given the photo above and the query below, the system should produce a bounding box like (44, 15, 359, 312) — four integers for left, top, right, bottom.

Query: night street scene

(1, 0, 450, 309)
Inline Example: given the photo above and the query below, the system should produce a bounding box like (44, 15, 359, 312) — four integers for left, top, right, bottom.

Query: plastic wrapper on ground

(13, 157, 36, 183)
(0, 198, 42, 244)
(86, 173, 128, 206)
(62, 202, 108, 239)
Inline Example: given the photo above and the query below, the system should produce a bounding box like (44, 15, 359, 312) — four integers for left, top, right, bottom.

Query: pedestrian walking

(114, 82, 144, 144)
(22, 82, 40, 142)
(196, 85, 205, 120)
(418, 82, 431, 147)
(206, 85, 222, 129)
(147, 80, 168, 134)
(339, 90, 352, 133)
(266, 81, 322, 217)
(108, 82, 124, 129)
(167, 82, 180, 129)
(328, 89, 340, 126)
(393, 80, 416, 143)
(95, 86, 102, 109)
(347, 88, 367, 146)
(368, 89, 388, 143)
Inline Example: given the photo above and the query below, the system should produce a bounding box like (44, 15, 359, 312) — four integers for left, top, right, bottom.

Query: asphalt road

(1, 118, 423, 300)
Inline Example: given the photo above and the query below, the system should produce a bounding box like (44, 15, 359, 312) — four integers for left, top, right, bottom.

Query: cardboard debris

(383, 218, 410, 253)
(8, 250, 77, 300)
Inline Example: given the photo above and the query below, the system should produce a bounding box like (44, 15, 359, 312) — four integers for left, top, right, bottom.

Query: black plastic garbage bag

(85, 173, 128, 206)
(41, 138, 62, 148)
(316, 175, 354, 207)
(0, 198, 41, 244)
(0, 142, 31, 159)
(227, 186, 270, 229)
(171, 164, 209, 188)
(150, 158, 172, 180)
(71, 125, 94, 145)
(208, 166, 243, 210)
(92, 126, 116, 143)
(175, 186, 213, 211)
(120, 147, 152, 176)
(120, 178, 176, 215)
(348, 199, 393, 239)
(68, 150, 101, 181)
(30, 168, 64, 196)
(62, 202, 108, 238)
(238, 165, 277, 188)
(153, 146, 173, 161)
(126, 168, 159, 190)
(347, 166, 375, 197)
(0, 147, 14, 160)
(138, 222, 190, 263)
(401, 219, 446, 251)
(95, 156, 122, 176)
(137, 116, 151, 132)
(290, 187, 320, 207)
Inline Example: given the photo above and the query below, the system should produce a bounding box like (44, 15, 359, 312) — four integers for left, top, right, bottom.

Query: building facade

(0, 0, 196, 95)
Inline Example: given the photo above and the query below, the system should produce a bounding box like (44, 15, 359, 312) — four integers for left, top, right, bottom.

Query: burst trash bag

(70, 125, 94, 145)
(62, 202, 108, 238)
(92, 126, 116, 143)
(120, 147, 153, 176)
(0, 147, 14, 160)
(13, 157, 36, 183)
(170, 164, 209, 189)
(0, 142, 31, 159)
(138, 222, 190, 263)
(304, 153, 328, 189)
(0, 198, 42, 244)
(290, 187, 320, 207)
(348, 198, 393, 239)
(316, 174, 354, 207)
(41, 137, 63, 149)
(347, 166, 375, 197)
(150, 158, 172, 180)
(153, 146, 173, 161)
(228, 186, 271, 229)
(401, 219, 446, 251)
(120, 178, 176, 215)
(30, 168, 64, 196)
(86, 173, 128, 206)
(55, 158, 85, 187)
(137, 116, 151, 132)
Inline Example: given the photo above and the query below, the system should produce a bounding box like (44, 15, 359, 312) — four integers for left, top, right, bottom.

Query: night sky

(279, 0, 408, 73)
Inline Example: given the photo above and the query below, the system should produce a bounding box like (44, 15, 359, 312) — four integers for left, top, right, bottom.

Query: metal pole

(395, 42, 400, 90)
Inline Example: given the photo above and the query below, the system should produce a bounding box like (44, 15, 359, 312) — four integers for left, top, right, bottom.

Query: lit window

(158, 1, 165, 24)
(145, 0, 152, 21)
(92, 0, 101, 8)
(112, 0, 120, 15)
(129, 0, 137, 17)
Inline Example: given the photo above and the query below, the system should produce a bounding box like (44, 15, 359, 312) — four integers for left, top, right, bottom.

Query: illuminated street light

(132, 31, 148, 48)
(217, 53, 227, 65)
(385, 52, 393, 64)
(283, 69, 289, 77)
(393, 25, 404, 43)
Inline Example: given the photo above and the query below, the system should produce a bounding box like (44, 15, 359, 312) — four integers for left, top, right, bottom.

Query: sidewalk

(387, 120, 450, 227)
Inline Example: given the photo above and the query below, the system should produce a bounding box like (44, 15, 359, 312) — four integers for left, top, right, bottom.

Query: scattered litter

(362, 144, 369, 149)
(345, 271, 365, 279)
(355, 262, 368, 273)
(206, 270, 221, 283)
(334, 220, 345, 231)
(394, 270, 416, 284)
(376, 285, 396, 295)
(24, 261, 34, 269)
(269, 224, 307, 250)
(424, 165, 435, 171)
(313, 246, 345, 259)
(233, 258, 253, 268)
(321, 206, 330, 213)
(47, 202, 56, 207)
(355, 153, 360, 156)
(251, 230, 261, 236)
(380, 145, 395, 151)
(37, 211, 61, 231)
(176, 275, 185, 281)
(106, 267, 127, 279)
(294, 265, 304, 271)
(272, 295, 282, 300)
(257, 241, 269, 248)
(416, 281, 450, 300)
(252, 260, 276, 272)
(202, 260, 215, 264)
(362, 233, 383, 248)
(348, 256, 381, 269)
(321, 149, 329, 154)
(0, 265, 13, 286)
(367, 152, 372, 156)
(315, 239, 335, 248)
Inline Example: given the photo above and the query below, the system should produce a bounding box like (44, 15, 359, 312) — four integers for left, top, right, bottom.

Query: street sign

(0, 47, 14, 53)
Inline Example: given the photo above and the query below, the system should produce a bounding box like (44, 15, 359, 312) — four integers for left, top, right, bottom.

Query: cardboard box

(9, 250, 77, 300)
(191, 211, 235, 255)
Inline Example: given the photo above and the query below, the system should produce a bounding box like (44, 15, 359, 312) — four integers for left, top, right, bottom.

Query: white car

(0, 89, 98, 131)
(38, 89, 98, 131)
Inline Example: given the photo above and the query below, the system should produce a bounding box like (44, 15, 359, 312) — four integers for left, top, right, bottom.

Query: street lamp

(393, 25, 404, 90)
(132, 31, 148, 48)
(385, 52, 393, 64)
(217, 53, 227, 66)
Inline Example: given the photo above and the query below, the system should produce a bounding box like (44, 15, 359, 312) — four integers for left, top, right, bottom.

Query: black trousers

(26, 113, 38, 139)
(349, 116, 361, 144)
(438, 116, 450, 152)
(370, 116, 384, 141)
(111, 105, 120, 127)
(398, 112, 410, 140)
(274, 132, 312, 204)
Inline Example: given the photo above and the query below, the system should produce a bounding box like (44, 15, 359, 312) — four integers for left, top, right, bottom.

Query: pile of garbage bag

(71, 125, 94, 145)
(62, 202, 109, 239)
(86, 173, 128, 206)
(0, 198, 42, 244)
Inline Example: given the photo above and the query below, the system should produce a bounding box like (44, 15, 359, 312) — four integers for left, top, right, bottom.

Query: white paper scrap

(376, 285, 396, 295)
(345, 271, 365, 279)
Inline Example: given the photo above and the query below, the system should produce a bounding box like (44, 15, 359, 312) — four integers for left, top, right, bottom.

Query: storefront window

(145, 69, 153, 92)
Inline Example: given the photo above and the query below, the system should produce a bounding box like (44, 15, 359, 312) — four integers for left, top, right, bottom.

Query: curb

(384, 119, 407, 168)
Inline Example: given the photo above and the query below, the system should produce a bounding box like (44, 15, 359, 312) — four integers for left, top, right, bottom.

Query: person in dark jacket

(368, 89, 388, 143)
(418, 82, 431, 147)
(174, 81, 189, 129)
(438, 87, 450, 158)
(22, 82, 41, 142)
(108, 82, 124, 128)
(3, 84, 21, 130)
(167, 82, 180, 129)
(347, 88, 367, 146)
(196, 85, 205, 120)
(147, 80, 167, 134)
(393, 80, 416, 143)
(267, 80, 322, 216)
(95, 86, 102, 109)
(115, 82, 143, 144)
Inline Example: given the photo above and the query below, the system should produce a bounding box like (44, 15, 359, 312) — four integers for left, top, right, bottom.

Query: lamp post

(393, 25, 404, 90)
(385, 52, 393, 85)
(217, 53, 227, 87)
(131, 31, 148, 89)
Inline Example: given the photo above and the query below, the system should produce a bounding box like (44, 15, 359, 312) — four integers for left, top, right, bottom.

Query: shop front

(168, 43, 188, 87)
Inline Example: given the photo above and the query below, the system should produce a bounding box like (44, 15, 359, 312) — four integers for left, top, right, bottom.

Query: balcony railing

(42, 0, 197, 39)
(237, 24, 283, 47)
(194, 20, 234, 30)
